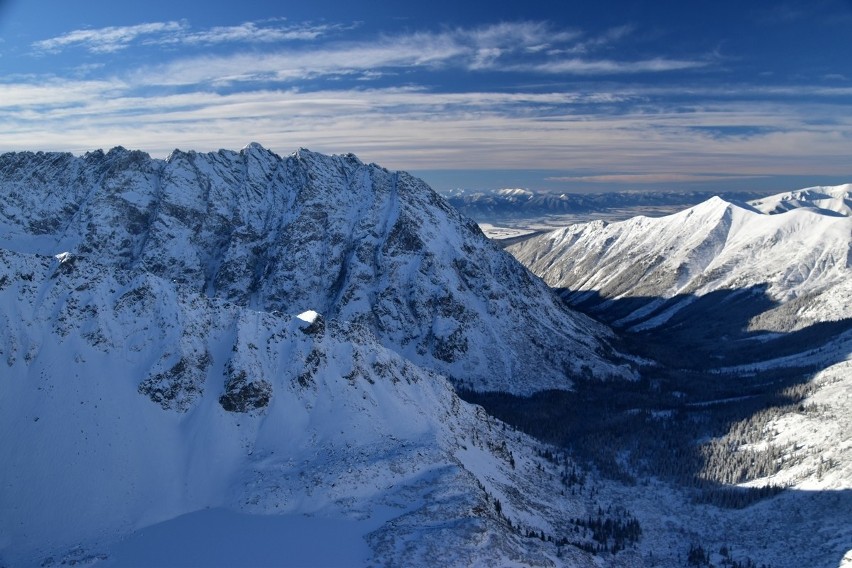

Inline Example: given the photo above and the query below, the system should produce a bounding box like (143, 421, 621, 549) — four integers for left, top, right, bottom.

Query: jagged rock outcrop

(0, 144, 632, 393)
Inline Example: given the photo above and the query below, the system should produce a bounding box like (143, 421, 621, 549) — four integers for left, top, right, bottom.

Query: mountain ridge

(749, 183, 852, 216)
(445, 186, 774, 221)
(508, 190, 852, 334)
(0, 144, 633, 395)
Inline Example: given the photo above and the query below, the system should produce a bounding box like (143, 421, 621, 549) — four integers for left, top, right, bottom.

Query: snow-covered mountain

(0, 145, 644, 566)
(502, 187, 852, 568)
(749, 183, 852, 216)
(0, 145, 631, 395)
(508, 191, 852, 336)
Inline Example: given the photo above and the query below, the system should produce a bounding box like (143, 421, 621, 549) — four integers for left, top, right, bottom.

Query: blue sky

(1, 0, 851, 193)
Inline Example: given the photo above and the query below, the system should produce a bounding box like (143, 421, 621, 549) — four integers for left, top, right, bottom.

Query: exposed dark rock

(219, 370, 272, 413)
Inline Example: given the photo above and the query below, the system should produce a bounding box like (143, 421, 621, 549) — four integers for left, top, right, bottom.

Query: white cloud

(461, 21, 581, 49)
(124, 22, 714, 88)
(31, 20, 340, 54)
(29, 20, 714, 86)
(527, 57, 709, 75)
(560, 24, 635, 55)
(33, 22, 186, 54)
(1, 74, 851, 178)
(0, 79, 125, 107)
(157, 21, 343, 46)
(131, 33, 468, 86)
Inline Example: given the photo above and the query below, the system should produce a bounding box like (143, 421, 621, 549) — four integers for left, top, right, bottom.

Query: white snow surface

(0, 245, 606, 567)
(508, 189, 852, 331)
(749, 183, 852, 217)
(296, 309, 320, 323)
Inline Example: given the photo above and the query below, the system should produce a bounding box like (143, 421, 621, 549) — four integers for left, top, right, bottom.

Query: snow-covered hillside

(749, 183, 852, 217)
(0, 245, 612, 566)
(0, 145, 630, 394)
(508, 191, 852, 334)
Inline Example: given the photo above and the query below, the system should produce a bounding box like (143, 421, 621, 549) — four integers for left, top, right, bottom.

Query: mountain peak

(242, 141, 266, 152)
(685, 194, 765, 218)
(510, 184, 852, 327)
(496, 188, 533, 197)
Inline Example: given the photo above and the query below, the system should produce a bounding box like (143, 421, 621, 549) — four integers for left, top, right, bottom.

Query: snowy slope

(0, 245, 616, 567)
(0, 145, 631, 394)
(508, 194, 852, 332)
(738, 360, 852, 492)
(749, 183, 852, 216)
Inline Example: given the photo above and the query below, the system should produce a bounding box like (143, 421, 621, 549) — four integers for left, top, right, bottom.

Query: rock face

(0, 144, 631, 395)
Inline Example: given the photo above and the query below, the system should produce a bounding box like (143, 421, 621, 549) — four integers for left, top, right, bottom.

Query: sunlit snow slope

(749, 183, 852, 217)
(508, 190, 852, 333)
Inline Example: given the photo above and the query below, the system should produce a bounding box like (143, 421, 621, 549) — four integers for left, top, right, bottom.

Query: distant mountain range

(749, 183, 852, 216)
(445, 186, 773, 221)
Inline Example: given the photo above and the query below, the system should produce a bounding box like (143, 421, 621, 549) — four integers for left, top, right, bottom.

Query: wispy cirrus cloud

(558, 24, 635, 55)
(0, 78, 125, 107)
(157, 21, 346, 46)
(123, 22, 713, 87)
(526, 56, 709, 75)
(31, 19, 340, 54)
(10, 18, 852, 183)
(32, 22, 186, 54)
(459, 21, 580, 69)
(132, 33, 467, 86)
(460, 20, 581, 59)
(1, 72, 851, 178)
